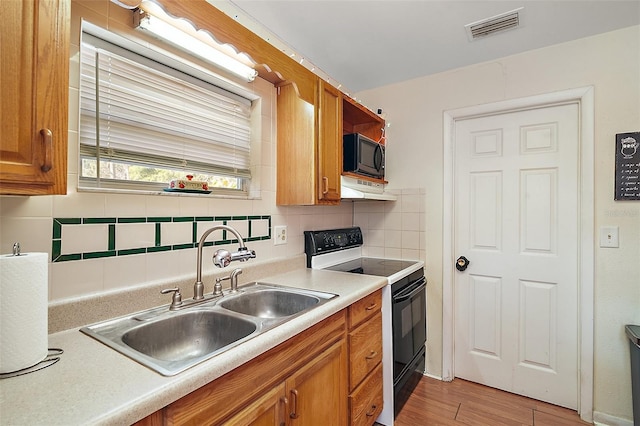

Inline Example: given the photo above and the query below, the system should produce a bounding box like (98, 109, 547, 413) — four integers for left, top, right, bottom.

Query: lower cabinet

(224, 338, 347, 426)
(284, 340, 347, 425)
(347, 290, 384, 426)
(223, 384, 286, 426)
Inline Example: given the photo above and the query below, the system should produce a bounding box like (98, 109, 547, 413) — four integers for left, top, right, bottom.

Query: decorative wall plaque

(615, 131, 640, 200)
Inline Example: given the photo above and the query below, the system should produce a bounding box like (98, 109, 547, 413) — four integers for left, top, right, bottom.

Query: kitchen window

(78, 25, 255, 194)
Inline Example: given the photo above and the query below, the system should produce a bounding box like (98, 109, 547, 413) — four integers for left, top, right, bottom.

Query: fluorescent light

(136, 8, 258, 82)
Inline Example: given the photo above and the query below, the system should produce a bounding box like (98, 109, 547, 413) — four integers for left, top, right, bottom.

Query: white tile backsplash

(103, 253, 148, 291)
(384, 229, 402, 248)
(384, 212, 402, 230)
(251, 218, 270, 238)
(116, 223, 155, 250)
(227, 220, 249, 239)
(161, 222, 192, 246)
(368, 212, 385, 230)
(105, 194, 146, 217)
(0, 196, 53, 218)
(0, 217, 53, 255)
(401, 230, 420, 249)
(354, 190, 426, 262)
(53, 191, 106, 217)
(402, 212, 420, 231)
(62, 224, 109, 254)
(50, 258, 105, 300)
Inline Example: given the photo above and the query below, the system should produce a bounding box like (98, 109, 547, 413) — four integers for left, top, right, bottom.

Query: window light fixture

(135, 1, 258, 82)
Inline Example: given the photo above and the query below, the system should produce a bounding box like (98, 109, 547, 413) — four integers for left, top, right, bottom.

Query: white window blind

(79, 33, 252, 186)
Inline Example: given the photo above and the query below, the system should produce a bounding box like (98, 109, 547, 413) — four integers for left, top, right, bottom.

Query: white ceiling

(217, 0, 640, 94)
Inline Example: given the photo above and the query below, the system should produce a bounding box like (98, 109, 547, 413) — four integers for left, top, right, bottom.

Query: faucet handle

(161, 288, 183, 310)
(213, 276, 227, 297)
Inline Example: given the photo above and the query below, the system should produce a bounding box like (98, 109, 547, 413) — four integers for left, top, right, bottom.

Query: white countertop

(0, 268, 387, 425)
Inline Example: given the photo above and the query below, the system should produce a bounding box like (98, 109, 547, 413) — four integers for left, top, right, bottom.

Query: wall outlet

(274, 226, 287, 245)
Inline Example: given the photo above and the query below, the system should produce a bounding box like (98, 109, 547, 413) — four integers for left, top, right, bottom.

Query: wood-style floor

(393, 376, 592, 425)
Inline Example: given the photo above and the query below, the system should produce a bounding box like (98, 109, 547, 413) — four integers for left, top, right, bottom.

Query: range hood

(340, 176, 397, 201)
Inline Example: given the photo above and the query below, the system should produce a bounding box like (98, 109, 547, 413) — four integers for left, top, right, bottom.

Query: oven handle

(393, 277, 426, 302)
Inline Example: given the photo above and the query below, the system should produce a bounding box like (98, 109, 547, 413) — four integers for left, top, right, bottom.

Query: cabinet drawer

(348, 289, 381, 329)
(349, 363, 383, 426)
(349, 311, 382, 390)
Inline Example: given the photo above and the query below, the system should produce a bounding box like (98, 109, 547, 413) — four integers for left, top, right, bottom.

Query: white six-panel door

(453, 103, 579, 409)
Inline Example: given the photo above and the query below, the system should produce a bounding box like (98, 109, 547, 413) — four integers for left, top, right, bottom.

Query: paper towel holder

(0, 348, 64, 379)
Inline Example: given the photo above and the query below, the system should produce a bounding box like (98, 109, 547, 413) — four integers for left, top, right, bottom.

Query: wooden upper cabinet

(276, 82, 316, 205)
(0, 0, 70, 195)
(317, 80, 342, 203)
(276, 78, 343, 206)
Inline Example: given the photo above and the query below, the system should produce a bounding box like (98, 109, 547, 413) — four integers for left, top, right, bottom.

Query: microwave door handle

(374, 144, 384, 173)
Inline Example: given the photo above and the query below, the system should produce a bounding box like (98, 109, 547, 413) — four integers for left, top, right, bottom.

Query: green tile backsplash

(52, 215, 271, 262)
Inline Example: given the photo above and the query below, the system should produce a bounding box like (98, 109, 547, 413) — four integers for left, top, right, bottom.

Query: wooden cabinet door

(276, 82, 316, 205)
(225, 384, 287, 426)
(316, 80, 342, 203)
(0, 0, 69, 195)
(286, 339, 348, 426)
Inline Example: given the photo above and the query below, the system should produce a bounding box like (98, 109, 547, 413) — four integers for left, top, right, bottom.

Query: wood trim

(342, 172, 388, 185)
(141, 0, 317, 104)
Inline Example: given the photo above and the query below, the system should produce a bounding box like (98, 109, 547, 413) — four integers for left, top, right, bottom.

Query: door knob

(456, 256, 470, 271)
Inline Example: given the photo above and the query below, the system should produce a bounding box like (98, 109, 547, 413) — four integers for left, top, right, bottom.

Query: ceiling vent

(465, 7, 523, 41)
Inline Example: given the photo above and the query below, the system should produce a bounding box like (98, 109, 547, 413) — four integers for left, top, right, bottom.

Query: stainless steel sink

(80, 283, 337, 376)
(121, 310, 257, 362)
(219, 289, 320, 318)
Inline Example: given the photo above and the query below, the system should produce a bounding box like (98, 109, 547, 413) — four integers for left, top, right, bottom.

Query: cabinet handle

(365, 350, 378, 360)
(322, 177, 329, 194)
(366, 404, 377, 417)
(279, 396, 288, 426)
(40, 128, 53, 172)
(289, 389, 299, 419)
(365, 303, 378, 311)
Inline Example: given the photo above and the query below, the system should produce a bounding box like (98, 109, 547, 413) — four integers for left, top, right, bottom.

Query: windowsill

(76, 186, 261, 200)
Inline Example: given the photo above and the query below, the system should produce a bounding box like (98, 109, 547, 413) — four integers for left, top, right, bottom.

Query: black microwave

(343, 133, 385, 179)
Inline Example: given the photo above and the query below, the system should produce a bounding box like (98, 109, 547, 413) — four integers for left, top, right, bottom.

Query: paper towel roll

(0, 252, 48, 374)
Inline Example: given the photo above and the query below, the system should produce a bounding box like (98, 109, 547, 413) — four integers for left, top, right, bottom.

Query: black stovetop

(325, 257, 419, 277)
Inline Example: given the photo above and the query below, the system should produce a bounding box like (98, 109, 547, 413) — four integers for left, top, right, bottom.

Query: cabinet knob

(40, 128, 53, 172)
(366, 404, 377, 417)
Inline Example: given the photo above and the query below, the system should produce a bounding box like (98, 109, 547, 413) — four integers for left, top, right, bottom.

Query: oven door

(392, 276, 427, 382)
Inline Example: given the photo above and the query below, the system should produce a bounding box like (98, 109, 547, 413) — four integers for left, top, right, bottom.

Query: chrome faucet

(193, 225, 255, 300)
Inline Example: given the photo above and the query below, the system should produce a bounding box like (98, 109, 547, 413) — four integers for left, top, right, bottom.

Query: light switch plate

(599, 226, 619, 248)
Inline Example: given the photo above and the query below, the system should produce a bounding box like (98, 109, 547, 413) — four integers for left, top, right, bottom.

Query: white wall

(0, 0, 352, 302)
(358, 26, 640, 421)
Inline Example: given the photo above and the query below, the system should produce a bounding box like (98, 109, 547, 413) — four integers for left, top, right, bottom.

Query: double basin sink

(80, 283, 337, 376)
